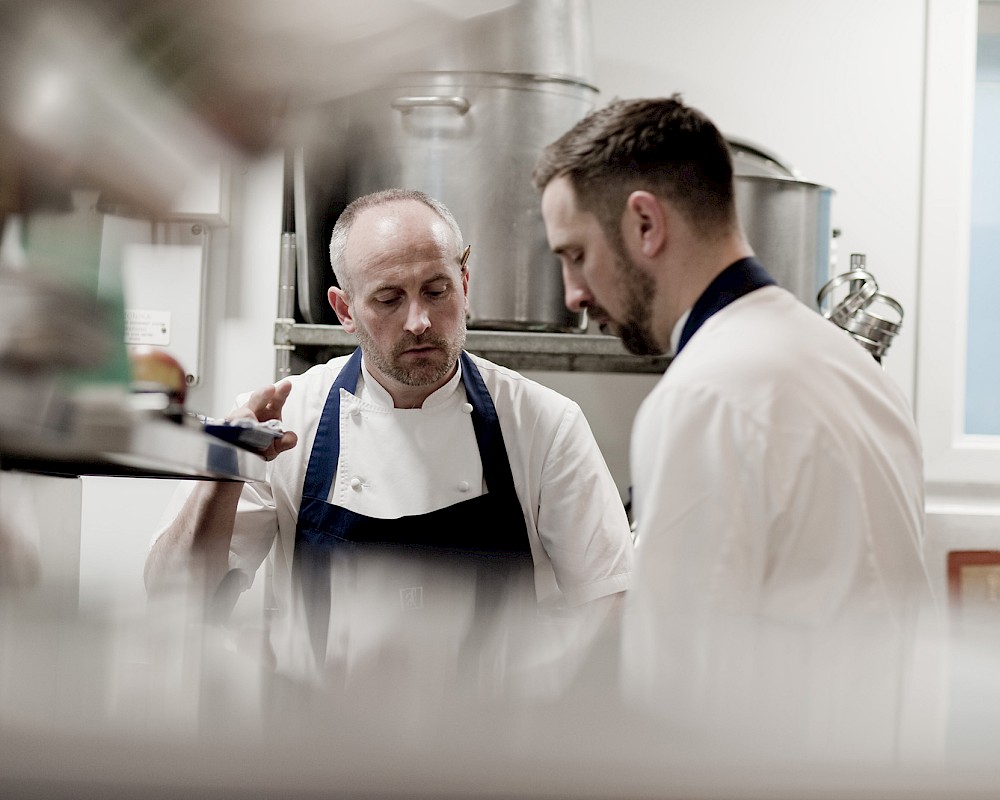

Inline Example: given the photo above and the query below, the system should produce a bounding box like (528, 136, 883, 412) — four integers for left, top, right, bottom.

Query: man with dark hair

(534, 96, 936, 753)
(146, 189, 633, 681)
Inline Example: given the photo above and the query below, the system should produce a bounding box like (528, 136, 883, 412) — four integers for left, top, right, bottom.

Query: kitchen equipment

(344, 70, 597, 332)
(733, 175, 834, 309)
(729, 138, 834, 310)
(728, 136, 801, 178)
(817, 253, 903, 361)
(201, 416, 285, 453)
(292, 0, 596, 332)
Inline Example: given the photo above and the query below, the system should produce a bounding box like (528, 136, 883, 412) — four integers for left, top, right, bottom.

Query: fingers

(259, 430, 298, 462)
(240, 380, 293, 423)
(222, 381, 298, 461)
(269, 430, 299, 460)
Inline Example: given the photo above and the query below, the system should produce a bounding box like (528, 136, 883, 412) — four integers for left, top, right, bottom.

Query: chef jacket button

(461, 402, 473, 413)
(457, 481, 470, 492)
(350, 477, 362, 491)
(349, 407, 361, 418)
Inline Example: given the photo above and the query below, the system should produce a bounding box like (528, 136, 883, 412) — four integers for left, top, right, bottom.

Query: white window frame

(916, 0, 1000, 500)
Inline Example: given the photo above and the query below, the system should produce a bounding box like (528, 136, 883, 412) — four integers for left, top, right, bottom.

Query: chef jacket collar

(674, 258, 776, 356)
(357, 353, 465, 410)
(669, 309, 692, 358)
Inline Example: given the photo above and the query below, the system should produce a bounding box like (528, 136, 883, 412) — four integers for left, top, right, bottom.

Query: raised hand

(228, 381, 299, 461)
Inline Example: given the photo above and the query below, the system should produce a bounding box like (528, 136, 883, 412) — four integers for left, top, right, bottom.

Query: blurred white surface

(0, 580, 998, 798)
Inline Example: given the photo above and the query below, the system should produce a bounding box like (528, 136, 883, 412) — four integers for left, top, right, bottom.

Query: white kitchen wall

(79, 155, 284, 608)
(592, 0, 926, 400)
(81, 1, 933, 605)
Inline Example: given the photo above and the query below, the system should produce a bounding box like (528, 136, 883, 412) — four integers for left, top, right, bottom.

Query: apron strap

(459, 351, 518, 501)
(300, 347, 363, 503)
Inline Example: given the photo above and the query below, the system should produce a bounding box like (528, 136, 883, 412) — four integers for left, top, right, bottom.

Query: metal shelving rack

(274, 321, 670, 377)
(272, 146, 670, 378)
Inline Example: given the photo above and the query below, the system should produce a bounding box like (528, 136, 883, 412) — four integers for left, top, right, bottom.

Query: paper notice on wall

(124, 309, 171, 346)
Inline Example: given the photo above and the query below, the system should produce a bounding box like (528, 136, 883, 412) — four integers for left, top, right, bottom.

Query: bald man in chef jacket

(145, 188, 633, 686)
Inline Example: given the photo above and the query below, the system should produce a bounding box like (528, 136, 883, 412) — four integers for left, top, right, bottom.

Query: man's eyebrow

(369, 273, 454, 294)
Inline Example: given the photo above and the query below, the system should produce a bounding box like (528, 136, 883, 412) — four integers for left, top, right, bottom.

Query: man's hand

(228, 380, 299, 461)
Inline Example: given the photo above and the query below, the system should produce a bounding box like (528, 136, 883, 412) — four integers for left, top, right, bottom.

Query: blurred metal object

(0, 1, 495, 472)
(0, 216, 265, 479)
(0, 0, 515, 220)
(0, 4, 231, 218)
(416, 0, 596, 82)
(817, 254, 904, 362)
(0, 268, 111, 373)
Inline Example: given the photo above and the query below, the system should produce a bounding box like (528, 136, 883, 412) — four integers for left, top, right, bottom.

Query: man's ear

(329, 286, 356, 333)
(461, 267, 470, 314)
(624, 190, 668, 259)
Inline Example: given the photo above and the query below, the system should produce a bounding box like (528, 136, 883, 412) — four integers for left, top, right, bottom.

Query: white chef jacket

(622, 286, 938, 759)
(156, 351, 632, 616)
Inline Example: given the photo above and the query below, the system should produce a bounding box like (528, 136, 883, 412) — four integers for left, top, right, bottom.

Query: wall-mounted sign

(124, 309, 171, 346)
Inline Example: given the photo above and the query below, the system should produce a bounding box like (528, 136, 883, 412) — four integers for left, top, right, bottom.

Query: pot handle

(390, 96, 471, 115)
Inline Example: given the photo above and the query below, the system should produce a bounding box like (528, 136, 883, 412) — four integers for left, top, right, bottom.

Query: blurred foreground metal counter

(0, 403, 266, 482)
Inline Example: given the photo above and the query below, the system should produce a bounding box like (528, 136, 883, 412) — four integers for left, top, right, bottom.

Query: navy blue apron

(675, 257, 776, 355)
(292, 348, 532, 662)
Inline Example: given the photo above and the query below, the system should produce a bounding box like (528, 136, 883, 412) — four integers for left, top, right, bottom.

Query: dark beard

(615, 253, 663, 356)
(618, 319, 663, 356)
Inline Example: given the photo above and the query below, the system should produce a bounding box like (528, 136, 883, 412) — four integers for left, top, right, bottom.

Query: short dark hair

(533, 95, 737, 245)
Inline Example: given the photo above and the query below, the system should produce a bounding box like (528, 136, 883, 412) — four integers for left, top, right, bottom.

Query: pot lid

(726, 136, 799, 179)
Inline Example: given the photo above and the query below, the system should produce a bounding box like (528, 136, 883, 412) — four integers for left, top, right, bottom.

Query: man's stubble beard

(613, 251, 662, 357)
(356, 322, 467, 387)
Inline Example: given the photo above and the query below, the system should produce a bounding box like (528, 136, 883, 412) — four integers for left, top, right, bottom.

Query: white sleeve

(149, 387, 281, 577)
(227, 478, 281, 579)
(149, 475, 280, 582)
(535, 401, 634, 606)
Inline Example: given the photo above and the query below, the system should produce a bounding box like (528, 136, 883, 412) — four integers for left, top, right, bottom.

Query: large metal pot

(292, 0, 596, 331)
(734, 176, 834, 308)
(343, 71, 596, 332)
(729, 138, 834, 309)
(419, 0, 595, 82)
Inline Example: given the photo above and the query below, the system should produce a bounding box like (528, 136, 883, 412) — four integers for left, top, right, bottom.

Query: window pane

(964, 11, 1000, 434)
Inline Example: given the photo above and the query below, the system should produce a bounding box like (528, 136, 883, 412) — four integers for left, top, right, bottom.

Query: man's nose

(404, 300, 431, 335)
(562, 265, 593, 313)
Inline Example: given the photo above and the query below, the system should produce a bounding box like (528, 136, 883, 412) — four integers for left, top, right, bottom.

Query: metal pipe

(275, 149, 297, 382)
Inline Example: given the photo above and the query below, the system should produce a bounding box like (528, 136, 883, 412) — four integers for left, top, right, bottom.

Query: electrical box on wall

(119, 224, 208, 388)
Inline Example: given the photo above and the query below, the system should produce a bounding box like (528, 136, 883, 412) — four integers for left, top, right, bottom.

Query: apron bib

(292, 348, 532, 664)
